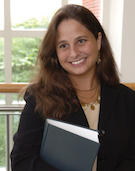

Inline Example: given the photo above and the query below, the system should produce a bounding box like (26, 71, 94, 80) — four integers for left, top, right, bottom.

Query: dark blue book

(40, 118, 100, 171)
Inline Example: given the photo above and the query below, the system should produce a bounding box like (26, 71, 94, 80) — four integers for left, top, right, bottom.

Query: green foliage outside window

(0, 116, 6, 167)
(0, 115, 21, 167)
(12, 16, 50, 29)
(12, 37, 42, 82)
(0, 16, 49, 168)
(0, 16, 51, 83)
(0, 38, 4, 82)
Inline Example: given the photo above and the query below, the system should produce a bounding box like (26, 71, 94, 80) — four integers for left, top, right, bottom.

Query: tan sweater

(82, 103, 100, 171)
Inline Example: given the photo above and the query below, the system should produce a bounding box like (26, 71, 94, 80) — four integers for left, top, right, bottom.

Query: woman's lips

(70, 58, 86, 65)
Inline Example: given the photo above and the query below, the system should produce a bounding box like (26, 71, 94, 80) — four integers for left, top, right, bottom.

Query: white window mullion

(11, 30, 46, 38)
(4, 0, 12, 83)
(6, 114, 12, 171)
(4, 2, 12, 171)
(0, 30, 4, 36)
(62, 0, 68, 6)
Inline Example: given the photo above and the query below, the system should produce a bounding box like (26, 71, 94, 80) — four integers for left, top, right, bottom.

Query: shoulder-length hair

(27, 4, 119, 119)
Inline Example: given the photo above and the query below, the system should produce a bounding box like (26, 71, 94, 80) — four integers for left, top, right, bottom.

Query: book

(40, 118, 100, 171)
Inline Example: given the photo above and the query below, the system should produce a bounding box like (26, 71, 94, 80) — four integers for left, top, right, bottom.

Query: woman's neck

(69, 73, 99, 91)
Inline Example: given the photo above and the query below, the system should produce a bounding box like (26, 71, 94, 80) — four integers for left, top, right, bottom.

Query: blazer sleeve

(116, 91, 135, 170)
(116, 121, 135, 170)
(10, 92, 60, 171)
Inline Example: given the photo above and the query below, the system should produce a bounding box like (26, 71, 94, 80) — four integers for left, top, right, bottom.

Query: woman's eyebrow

(75, 36, 88, 40)
(56, 40, 67, 47)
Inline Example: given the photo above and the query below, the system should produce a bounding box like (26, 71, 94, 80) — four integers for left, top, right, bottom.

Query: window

(0, 0, 4, 30)
(0, 0, 101, 83)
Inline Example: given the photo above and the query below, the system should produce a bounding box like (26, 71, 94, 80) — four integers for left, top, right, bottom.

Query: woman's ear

(97, 32, 102, 50)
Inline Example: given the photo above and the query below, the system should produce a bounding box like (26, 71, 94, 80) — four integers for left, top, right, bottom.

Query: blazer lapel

(66, 102, 89, 128)
(98, 84, 119, 130)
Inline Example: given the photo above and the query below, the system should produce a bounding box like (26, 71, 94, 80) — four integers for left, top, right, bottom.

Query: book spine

(40, 119, 49, 155)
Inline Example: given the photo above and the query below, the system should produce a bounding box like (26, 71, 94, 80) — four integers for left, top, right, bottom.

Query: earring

(97, 51, 101, 64)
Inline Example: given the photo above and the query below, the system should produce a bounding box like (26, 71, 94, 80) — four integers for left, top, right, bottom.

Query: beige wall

(101, 0, 135, 83)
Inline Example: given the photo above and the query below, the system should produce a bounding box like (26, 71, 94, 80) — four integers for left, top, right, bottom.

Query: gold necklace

(75, 83, 98, 92)
(77, 86, 98, 100)
(80, 88, 100, 110)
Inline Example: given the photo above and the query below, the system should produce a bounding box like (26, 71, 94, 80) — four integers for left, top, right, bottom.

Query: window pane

(11, 0, 61, 29)
(12, 37, 42, 82)
(0, 0, 4, 30)
(0, 38, 4, 82)
(0, 114, 20, 171)
(0, 94, 5, 104)
(0, 115, 6, 169)
(12, 115, 20, 135)
(12, 94, 25, 105)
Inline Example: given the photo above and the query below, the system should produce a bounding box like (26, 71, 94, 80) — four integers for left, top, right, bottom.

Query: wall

(120, 0, 135, 82)
(101, 0, 135, 83)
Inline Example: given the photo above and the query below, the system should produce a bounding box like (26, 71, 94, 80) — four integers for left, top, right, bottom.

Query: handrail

(0, 83, 28, 93)
(124, 83, 135, 91)
(0, 83, 135, 93)
(0, 104, 24, 111)
(0, 104, 24, 115)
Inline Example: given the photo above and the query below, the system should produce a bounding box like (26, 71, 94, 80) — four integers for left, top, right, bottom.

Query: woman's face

(56, 19, 102, 78)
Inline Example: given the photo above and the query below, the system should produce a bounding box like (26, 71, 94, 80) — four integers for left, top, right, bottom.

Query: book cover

(40, 118, 100, 171)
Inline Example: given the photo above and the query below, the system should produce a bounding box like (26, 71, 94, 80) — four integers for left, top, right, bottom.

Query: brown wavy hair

(27, 4, 119, 119)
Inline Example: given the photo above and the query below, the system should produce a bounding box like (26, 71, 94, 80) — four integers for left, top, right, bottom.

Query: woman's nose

(69, 46, 80, 58)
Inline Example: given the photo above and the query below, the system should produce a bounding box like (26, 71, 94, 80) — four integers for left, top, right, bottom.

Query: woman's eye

(60, 44, 67, 48)
(78, 39, 86, 44)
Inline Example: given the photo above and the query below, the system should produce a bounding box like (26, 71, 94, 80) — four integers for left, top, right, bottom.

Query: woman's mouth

(71, 58, 86, 65)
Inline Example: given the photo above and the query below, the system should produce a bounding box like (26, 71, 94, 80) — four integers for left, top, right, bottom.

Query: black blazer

(10, 83, 135, 171)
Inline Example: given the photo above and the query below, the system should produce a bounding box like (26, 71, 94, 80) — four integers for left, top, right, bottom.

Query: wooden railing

(0, 83, 28, 93)
(124, 83, 135, 91)
(0, 83, 135, 93)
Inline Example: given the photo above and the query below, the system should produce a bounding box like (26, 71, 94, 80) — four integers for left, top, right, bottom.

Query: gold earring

(97, 51, 101, 64)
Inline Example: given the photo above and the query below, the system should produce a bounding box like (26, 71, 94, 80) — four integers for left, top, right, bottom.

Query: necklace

(77, 86, 98, 100)
(75, 83, 98, 92)
(80, 87, 100, 110)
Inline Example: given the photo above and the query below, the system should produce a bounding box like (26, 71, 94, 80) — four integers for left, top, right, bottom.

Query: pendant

(90, 105, 95, 110)
(81, 103, 86, 107)
(97, 99, 100, 104)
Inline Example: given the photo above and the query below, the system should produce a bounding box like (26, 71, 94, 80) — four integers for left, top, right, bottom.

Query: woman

(10, 4, 135, 171)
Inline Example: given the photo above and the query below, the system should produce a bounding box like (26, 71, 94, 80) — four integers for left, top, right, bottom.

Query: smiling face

(56, 19, 102, 79)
